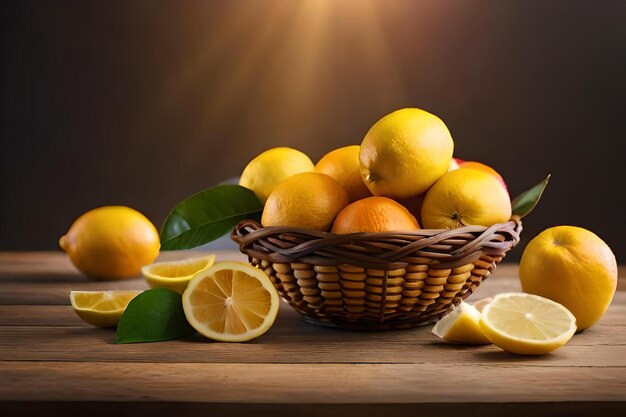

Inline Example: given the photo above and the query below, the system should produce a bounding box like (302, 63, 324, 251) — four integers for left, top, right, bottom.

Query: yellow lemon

(359, 108, 454, 198)
(261, 172, 349, 231)
(519, 226, 618, 330)
(431, 301, 491, 344)
(421, 169, 511, 229)
(70, 290, 142, 327)
(59, 206, 160, 280)
(315, 145, 371, 202)
(142, 254, 216, 294)
(182, 261, 279, 342)
(480, 293, 577, 355)
(239, 147, 314, 203)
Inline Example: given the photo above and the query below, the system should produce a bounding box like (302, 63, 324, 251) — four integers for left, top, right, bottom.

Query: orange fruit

(421, 169, 511, 229)
(458, 161, 508, 192)
(59, 206, 160, 280)
(315, 145, 371, 202)
(360, 108, 454, 198)
(262, 172, 349, 231)
(519, 226, 618, 330)
(331, 196, 420, 234)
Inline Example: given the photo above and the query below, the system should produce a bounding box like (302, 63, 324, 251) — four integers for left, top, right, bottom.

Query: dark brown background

(1, 0, 624, 262)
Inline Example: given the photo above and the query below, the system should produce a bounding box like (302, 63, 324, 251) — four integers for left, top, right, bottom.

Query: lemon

(239, 147, 315, 203)
(480, 293, 577, 355)
(70, 290, 142, 327)
(182, 261, 279, 342)
(59, 206, 160, 280)
(315, 145, 371, 202)
(432, 301, 491, 344)
(261, 172, 349, 231)
(421, 169, 512, 229)
(142, 254, 216, 294)
(359, 108, 454, 198)
(519, 226, 617, 330)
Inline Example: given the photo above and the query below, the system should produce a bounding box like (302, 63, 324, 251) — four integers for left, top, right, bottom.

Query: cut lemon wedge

(70, 290, 142, 327)
(182, 261, 279, 342)
(432, 301, 491, 344)
(142, 254, 216, 293)
(480, 292, 577, 355)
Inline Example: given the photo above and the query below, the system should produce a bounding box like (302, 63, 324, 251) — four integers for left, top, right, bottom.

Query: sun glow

(152, 2, 416, 126)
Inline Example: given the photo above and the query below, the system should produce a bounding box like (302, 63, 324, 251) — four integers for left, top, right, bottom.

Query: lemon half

(142, 254, 216, 294)
(480, 293, 577, 355)
(182, 262, 279, 342)
(70, 290, 142, 327)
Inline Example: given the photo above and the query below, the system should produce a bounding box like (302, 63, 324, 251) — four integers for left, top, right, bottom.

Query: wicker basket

(231, 217, 522, 330)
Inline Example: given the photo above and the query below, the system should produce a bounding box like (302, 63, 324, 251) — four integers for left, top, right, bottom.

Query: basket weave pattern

(231, 217, 522, 330)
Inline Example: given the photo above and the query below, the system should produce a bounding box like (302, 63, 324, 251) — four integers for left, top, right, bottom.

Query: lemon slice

(480, 293, 577, 355)
(182, 261, 279, 342)
(142, 254, 216, 293)
(70, 290, 142, 327)
(432, 301, 491, 344)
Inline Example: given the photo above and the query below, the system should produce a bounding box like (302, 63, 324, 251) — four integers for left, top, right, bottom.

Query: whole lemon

(59, 206, 160, 280)
(331, 196, 420, 234)
(421, 169, 511, 229)
(261, 172, 349, 231)
(519, 226, 618, 330)
(360, 108, 454, 198)
(315, 145, 371, 202)
(239, 147, 314, 203)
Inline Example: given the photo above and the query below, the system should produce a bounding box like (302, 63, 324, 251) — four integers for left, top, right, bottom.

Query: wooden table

(1, 251, 625, 416)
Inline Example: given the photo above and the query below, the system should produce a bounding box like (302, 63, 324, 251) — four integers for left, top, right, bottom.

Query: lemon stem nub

(451, 211, 468, 227)
(365, 172, 380, 183)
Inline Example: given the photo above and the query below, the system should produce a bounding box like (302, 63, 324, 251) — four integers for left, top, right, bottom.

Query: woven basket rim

(231, 216, 522, 269)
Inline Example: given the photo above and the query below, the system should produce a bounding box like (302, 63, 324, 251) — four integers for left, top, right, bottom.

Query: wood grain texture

(2, 361, 626, 403)
(0, 250, 246, 280)
(0, 251, 624, 415)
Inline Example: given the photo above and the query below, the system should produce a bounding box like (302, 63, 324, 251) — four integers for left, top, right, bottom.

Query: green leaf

(160, 184, 262, 250)
(511, 174, 551, 218)
(116, 288, 196, 344)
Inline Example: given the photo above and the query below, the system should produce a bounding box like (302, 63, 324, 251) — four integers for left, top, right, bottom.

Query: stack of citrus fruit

(240, 107, 512, 234)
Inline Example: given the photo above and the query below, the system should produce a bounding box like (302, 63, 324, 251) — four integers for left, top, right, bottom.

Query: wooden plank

(0, 317, 624, 366)
(2, 401, 624, 417)
(0, 250, 247, 282)
(1, 361, 625, 403)
(0, 280, 150, 305)
(0, 305, 84, 326)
